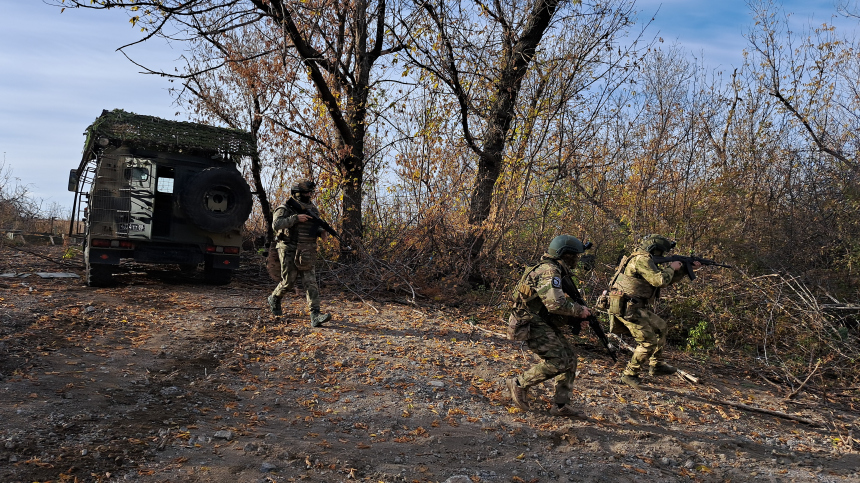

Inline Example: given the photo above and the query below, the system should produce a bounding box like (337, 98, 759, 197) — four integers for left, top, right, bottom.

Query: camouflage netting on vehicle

(80, 109, 256, 168)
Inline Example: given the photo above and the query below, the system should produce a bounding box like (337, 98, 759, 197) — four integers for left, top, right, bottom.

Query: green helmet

(547, 235, 586, 259)
(291, 180, 316, 194)
(640, 234, 676, 254)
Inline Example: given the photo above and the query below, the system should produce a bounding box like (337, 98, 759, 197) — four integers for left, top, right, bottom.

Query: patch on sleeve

(551, 276, 562, 288)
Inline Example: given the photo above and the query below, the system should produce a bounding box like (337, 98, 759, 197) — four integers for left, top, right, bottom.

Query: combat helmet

(640, 234, 676, 254)
(291, 180, 316, 194)
(547, 235, 587, 259)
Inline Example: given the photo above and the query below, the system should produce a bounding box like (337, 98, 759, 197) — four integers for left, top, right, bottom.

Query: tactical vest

(512, 262, 543, 312)
(610, 249, 658, 300)
(275, 201, 320, 247)
(511, 256, 569, 314)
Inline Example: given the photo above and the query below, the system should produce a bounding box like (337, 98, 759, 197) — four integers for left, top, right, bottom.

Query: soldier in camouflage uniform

(506, 235, 592, 418)
(266, 181, 332, 327)
(609, 234, 700, 389)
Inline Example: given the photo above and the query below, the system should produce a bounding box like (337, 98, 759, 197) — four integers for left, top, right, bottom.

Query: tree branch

(770, 88, 852, 166)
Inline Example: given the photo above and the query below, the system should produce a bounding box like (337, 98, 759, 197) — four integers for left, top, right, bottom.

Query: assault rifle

(558, 274, 617, 362)
(285, 197, 347, 247)
(651, 254, 732, 281)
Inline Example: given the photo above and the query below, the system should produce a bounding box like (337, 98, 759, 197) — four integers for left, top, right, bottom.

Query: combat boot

(267, 295, 282, 316)
(507, 378, 530, 411)
(549, 404, 586, 418)
(310, 310, 331, 327)
(649, 362, 677, 376)
(621, 374, 642, 390)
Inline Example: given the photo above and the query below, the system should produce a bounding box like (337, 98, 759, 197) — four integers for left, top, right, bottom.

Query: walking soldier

(608, 234, 700, 389)
(266, 181, 332, 327)
(506, 235, 592, 417)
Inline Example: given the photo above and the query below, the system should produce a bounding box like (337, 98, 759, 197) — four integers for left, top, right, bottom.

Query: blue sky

(0, 0, 851, 213)
(0, 2, 178, 212)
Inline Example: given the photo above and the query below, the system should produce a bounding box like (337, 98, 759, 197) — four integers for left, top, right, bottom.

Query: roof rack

(78, 109, 257, 172)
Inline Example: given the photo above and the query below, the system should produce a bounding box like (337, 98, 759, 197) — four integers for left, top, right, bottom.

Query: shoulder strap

(541, 256, 568, 276)
(608, 253, 636, 289)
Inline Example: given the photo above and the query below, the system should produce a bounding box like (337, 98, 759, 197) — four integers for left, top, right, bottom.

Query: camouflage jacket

(511, 255, 587, 320)
(272, 199, 321, 249)
(610, 249, 685, 301)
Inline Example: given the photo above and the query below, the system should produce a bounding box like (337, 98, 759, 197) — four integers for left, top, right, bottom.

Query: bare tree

(394, 0, 642, 271)
(746, 0, 858, 167)
(0, 160, 42, 231)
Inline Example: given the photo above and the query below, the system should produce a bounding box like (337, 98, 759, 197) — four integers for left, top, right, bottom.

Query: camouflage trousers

(620, 301, 667, 377)
(271, 244, 321, 313)
(516, 317, 578, 406)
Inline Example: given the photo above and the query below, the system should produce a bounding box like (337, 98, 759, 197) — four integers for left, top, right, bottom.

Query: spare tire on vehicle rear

(179, 167, 253, 232)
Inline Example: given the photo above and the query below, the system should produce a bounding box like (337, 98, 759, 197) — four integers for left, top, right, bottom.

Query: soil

(0, 245, 858, 483)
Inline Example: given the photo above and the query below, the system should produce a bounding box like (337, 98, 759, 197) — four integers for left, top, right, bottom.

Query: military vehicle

(68, 109, 256, 286)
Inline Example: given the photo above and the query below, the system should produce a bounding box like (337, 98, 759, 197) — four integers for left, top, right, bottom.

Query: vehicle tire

(86, 253, 113, 287)
(204, 264, 233, 285)
(179, 167, 252, 233)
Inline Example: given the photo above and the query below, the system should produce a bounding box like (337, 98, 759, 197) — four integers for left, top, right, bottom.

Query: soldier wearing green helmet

(608, 234, 701, 389)
(506, 235, 592, 418)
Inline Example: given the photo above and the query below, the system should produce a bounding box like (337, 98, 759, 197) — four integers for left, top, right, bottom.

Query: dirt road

(1, 246, 857, 482)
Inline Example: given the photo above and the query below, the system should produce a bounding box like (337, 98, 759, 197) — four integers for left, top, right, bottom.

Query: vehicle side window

(156, 165, 175, 193)
(124, 166, 150, 182)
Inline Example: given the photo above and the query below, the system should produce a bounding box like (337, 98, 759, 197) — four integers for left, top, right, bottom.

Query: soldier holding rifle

(607, 234, 702, 389)
(506, 235, 597, 418)
(267, 180, 332, 327)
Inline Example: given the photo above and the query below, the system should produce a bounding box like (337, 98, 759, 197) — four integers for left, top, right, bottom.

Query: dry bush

(664, 268, 860, 390)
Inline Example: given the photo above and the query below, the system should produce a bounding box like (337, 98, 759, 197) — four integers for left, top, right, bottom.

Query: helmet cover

(640, 234, 676, 254)
(547, 235, 586, 259)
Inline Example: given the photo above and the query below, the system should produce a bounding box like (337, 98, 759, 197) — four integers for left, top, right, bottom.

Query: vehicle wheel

(179, 167, 252, 233)
(86, 255, 114, 287)
(204, 265, 233, 285)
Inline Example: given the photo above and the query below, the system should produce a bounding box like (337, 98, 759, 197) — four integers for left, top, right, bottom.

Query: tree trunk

(249, 95, 274, 244)
(341, 155, 364, 256)
(465, 0, 564, 262)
